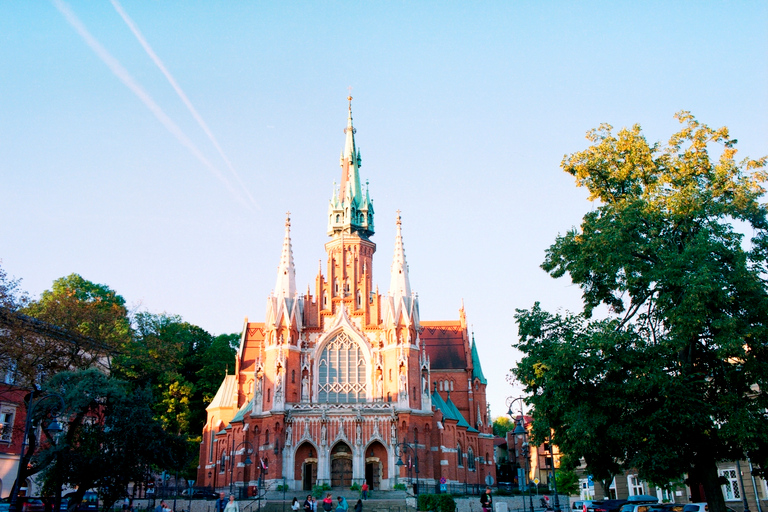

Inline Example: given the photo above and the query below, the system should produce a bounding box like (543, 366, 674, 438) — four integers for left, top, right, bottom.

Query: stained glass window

(318, 331, 367, 403)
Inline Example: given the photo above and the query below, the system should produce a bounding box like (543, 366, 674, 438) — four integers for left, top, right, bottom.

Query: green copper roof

(470, 335, 487, 385)
(431, 388, 457, 422)
(445, 393, 472, 430)
(230, 398, 254, 424)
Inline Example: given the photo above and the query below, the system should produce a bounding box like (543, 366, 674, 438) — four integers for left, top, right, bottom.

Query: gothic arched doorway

(364, 441, 387, 490)
(330, 442, 353, 488)
(294, 442, 318, 491)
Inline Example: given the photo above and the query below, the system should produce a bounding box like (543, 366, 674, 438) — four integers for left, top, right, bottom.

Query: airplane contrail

(109, 0, 259, 211)
(51, 0, 253, 212)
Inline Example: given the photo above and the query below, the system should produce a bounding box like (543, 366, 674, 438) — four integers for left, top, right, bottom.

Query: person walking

(480, 487, 493, 512)
(361, 482, 369, 500)
(292, 498, 301, 512)
(224, 495, 239, 512)
(215, 493, 227, 512)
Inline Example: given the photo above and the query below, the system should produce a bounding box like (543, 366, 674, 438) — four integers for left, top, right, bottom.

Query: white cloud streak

(52, 0, 253, 212)
(110, 0, 259, 211)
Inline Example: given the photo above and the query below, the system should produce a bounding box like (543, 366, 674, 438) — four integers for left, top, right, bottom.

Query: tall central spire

(328, 96, 374, 239)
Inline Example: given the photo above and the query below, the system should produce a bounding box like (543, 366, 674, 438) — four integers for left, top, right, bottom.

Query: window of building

(468, 446, 475, 471)
(291, 370, 295, 384)
(719, 468, 741, 501)
(208, 426, 215, 463)
(628, 475, 644, 496)
(0, 407, 14, 442)
(317, 331, 367, 403)
(220, 451, 226, 473)
(457, 443, 463, 467)
(450, 381, 454, 391)
(267, 389, 271, 402)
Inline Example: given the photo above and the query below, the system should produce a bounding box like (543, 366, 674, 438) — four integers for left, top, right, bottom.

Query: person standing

(224, 495, 239, 512)
(480, 487, 493, 512)
(303, 496, 312, 512)
(292, 498, 301, 511)
(322, 494, 333, 512)
(354, 500, 362, 512)
(361, 482, 369, 500)
(215, 493, 227, 512)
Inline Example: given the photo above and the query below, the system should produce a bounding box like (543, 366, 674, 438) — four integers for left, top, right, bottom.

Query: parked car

(619, 495, 659, 512)
(649, 504, 685, 512)
(573, 501, 596, 512)
(682, 503, 739, 512)
(589, 500, 629, 512)
(61, 492, 98, 512)
(16, 498, 46, 512)
(181, 488, 219, 500)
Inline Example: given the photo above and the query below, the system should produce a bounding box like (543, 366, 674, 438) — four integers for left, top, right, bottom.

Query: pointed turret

(389, 211, 411, 302)
(470, 334, 487, 385)
(328, 96, 374, 239)
(275, 213, 296, 298)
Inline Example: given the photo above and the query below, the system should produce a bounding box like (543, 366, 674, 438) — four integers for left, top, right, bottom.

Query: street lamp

(394, 430, 420, 496)
(548, 435, 561, 512)
(507, 397, 534, 512)
(9, 391, 65, 512)
(229, 441, 255, 495)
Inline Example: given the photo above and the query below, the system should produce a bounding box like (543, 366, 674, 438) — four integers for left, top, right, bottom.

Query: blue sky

(1, 1, 766, 417)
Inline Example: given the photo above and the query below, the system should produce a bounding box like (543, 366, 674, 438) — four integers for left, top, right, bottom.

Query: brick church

(197, 99, 494, 493)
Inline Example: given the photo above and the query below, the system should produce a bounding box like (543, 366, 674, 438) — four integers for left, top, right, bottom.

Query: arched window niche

(317, 330, 368, 403)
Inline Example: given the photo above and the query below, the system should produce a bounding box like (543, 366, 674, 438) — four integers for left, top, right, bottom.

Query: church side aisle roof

(207, 374, 238, 411)
(230, 397, 254, 424)
(430, 388, 457, 422)
(445, 393, 474, 431)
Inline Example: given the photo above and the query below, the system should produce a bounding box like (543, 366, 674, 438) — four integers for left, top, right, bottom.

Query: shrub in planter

(350, 483, 361, 491)
(417, 494, 455, 512)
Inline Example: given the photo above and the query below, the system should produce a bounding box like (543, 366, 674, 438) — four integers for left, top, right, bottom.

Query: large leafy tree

(513, 113, 768, 512)
(32, 369, 176, 512)
(113, 312, 236, 441)
(22, 274, 130, 376)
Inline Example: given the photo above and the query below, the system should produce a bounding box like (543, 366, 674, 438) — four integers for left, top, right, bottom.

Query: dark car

(589, 500, 629, 512)
(61, 493, 98, 512)
(650, 504, 685, 512)
(16, 498, 46, 512)
(181, 489, 219, 500)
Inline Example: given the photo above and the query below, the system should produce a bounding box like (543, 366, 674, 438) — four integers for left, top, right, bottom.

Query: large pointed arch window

(318, 331, 367, 403)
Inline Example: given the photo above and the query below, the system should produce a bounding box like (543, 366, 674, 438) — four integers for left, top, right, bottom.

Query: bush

(350, 483, 361, 491)
(417, 494, 455, 512)
(276, 484, 289, 492)
(393, 483, 407, 491)
(312, 483, 332, 498)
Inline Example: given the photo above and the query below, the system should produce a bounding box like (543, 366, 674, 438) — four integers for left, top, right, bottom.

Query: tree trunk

(696, 459, 727, 512)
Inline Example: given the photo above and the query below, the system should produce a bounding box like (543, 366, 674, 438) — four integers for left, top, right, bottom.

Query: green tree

(513, 113, 768, 512)
(493, 416, 514, 437)
(23, 274, 130, 374)
(555, 468, 580, 496)
(113, 313, 235, 438)
(36, 369, 175, 512)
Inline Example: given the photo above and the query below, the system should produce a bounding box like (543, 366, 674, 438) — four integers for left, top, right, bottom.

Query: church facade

(197, 100, 494, 493)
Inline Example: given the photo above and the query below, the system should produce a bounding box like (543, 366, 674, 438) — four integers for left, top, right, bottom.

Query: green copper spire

(327, 96, 374, 239)
(470, 334, 487, 385)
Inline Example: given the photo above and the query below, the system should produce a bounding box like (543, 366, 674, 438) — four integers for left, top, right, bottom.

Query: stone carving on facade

(285, 423, 293, 447)
(321, 422, 328, 446)
(355, 421, 362, 446)
(301, 375, 309, 402)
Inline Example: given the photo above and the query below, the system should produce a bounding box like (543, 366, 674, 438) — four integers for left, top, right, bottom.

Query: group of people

(214, 493, 241, 512)
(293, 494, 362, 512)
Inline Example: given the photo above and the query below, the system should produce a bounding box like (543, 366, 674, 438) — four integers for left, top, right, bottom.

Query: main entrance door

(331, 457, 352, 487)
(330, 443, 353, 488)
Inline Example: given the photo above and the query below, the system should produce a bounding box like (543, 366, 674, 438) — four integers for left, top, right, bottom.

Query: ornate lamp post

(394, 430, 420, 496)
(229, 441, 255, 495)
(9, 392, 65, 512)
(507, 397, 534, 512)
